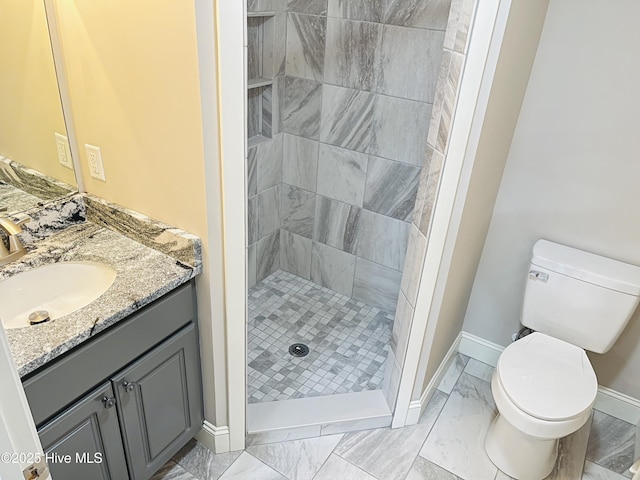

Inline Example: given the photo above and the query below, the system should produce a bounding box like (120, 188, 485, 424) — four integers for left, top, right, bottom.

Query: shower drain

(289, 343, 309, 357)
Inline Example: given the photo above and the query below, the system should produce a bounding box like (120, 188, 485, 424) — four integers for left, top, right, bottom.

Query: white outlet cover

(55, 133, 73, 169)
(85, 144, 106, 181)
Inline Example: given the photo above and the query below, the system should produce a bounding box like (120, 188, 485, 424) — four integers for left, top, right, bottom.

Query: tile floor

(247, 270, 394, 403)
(152, 354, 638, 480)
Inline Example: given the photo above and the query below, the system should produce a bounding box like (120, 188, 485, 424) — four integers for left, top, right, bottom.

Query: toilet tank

(521, 239, 640, 353)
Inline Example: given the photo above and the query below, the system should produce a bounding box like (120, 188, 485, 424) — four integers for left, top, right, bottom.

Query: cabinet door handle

(122, 380, 136, 393)
(102, 396, 116, 409)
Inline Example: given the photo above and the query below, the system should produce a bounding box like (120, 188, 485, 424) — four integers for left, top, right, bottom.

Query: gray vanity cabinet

(114, 325, 202, 480)
(25, 281, 203, 480)
(38, 383, 130, 480)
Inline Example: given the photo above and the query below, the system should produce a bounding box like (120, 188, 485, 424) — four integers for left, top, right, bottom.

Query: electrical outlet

(85, 144, 106, 181)
(55, 133, 73, 169)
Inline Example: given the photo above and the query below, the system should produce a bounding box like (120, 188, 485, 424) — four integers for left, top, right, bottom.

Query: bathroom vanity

(1, 195, 204, 480)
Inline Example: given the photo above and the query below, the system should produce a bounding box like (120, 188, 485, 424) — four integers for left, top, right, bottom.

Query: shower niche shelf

(247, 11, 276, 146)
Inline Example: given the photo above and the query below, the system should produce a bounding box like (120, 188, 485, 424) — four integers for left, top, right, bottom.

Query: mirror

(0, 0, 78, 215)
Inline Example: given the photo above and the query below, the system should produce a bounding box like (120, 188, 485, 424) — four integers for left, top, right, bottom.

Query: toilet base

(485, 413, 557, 480)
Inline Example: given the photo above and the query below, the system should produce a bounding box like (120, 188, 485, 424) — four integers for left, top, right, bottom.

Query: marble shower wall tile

(248, 244, 257, 288)
(273, 12, 287, 77)
(319, 85, 375, 153)
(262, 85, 274, 138)
(418, 147, 445, 238)
(247, 148, 258, 197)
(352, 257, 402, 311)
(399, 223, 427, 307)
(248, 0, 287, 12)
(426, 49, 451, 149)
(376, 25, 445, 103)
(281, 183, 316, 237)
(384, 0, 452, 30)
(310, 241, 356, 296)
(257, 230, 281, 282)
(444, 0, 475, 54)
(248, 185, 280, 244)
(280, 229, 312, 279)
(248, 88, 262, 139)
(252, 133, 284, 193)
(411, 143, 436, 227)
(353, 210, 410, 270)
(317, 144, 368, 207)
(313, 195, 360, 252)
(248, 17, 262, 80)
(370, 94, 432, 166)
(283, 76, 323, 139)
(327, 0, 385, 23)
(286, 13, 327, 81)
(391, 291, 414, 363)
(323, 18, 382, 91)
(363, 155, 420, 221)
(420, 373, 498, 480)
(283, 134, 319, 191)
(287, 0, 328, 15)
(436, 51, 464, 154)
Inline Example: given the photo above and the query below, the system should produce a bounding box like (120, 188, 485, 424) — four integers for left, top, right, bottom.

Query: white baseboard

(459, 332, 640, 425)
(195, 421, 230, 454)
(406, 332, 462, 425)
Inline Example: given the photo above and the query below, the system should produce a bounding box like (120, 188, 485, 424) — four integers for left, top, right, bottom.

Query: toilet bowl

(485, 333, 597, 480)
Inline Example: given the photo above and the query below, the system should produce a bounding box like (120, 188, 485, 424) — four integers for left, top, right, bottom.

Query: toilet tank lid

(532, 240, 640, 295)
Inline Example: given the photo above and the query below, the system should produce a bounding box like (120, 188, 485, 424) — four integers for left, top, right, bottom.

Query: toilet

(485, 239, 640, 480)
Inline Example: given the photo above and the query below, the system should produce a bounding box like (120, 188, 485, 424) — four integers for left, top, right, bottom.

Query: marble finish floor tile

(437, 354, 470, 394)
(314, 454, 377, 480)
(150, 461, 198, 480)
(248, 270, 393, 403)
(406, 456, 461, 480)
(462, 358, 494, 384)
(582, 460, 629, 480)
(420, 373, 498, 480)
(247, 434, 344, 480)
(545, 415, 592, 480)
(219, 452, 286, 480)
(334, 413, 439, 480)
(173, 439, 242, 480)
(587, 411, 636, 475)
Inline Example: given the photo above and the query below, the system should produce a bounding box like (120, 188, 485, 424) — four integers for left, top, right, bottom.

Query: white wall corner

(195, 421, 231, 454)
(460, 331, 640, 425)
(406, 332, 462, 425)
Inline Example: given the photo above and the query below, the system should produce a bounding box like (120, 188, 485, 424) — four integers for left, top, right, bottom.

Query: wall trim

(195, 422, 231, 454)
(459, 332, 640, 425)
(406, 332, 462, 425)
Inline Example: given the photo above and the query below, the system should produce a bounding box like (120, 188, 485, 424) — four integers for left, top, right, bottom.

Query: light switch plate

(85, 144, 106, 181)
(54, 133, 72, 169)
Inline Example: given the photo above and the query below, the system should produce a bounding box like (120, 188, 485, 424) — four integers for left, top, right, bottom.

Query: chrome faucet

(0, 217, 28, 266)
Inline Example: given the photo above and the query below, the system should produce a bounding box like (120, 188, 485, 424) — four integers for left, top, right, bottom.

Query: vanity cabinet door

(38, 382, 130, 480)
(113, 324, 203, 480)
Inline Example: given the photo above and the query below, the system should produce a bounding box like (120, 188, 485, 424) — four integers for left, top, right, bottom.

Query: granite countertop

(1, 221, 199, 378)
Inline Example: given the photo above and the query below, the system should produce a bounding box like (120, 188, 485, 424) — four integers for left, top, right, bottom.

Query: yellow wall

(54, 0, 207, 236)
(0, 0, 75, 186)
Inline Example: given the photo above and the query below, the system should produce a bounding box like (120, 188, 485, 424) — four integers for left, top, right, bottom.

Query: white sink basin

(0, 261, 116, 329)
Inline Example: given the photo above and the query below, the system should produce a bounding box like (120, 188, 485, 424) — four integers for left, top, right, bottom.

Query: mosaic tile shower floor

(247, 270, 394, 404)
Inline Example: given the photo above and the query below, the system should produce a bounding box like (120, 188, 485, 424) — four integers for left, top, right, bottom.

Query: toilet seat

(497, 332, 598, 422)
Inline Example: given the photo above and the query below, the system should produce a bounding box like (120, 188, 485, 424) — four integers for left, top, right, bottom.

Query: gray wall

(463, 0, 640, 399)
(248, 0, 451, 312)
